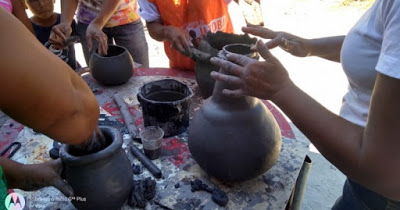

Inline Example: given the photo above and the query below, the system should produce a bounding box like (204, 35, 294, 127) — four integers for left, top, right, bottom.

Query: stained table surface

(0, 68, 310, 210)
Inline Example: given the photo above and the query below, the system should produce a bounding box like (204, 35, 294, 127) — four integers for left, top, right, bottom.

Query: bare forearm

(61, 0, 78, 24)
(147, 21, 169, 42)
(91, 0, 121, 28)
(0, 10, 99, 145)
(272, 81, 365, 179)
(0, 157, 25, 189)
(11, 0, 34, 34)
(308, 36, 345, 62)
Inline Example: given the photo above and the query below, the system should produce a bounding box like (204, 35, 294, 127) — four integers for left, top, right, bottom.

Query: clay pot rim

(92, 44, 128, 59)
(222, 43, 256, 58)
(137, 79, 194, 105)
(59, 126, 122, 167)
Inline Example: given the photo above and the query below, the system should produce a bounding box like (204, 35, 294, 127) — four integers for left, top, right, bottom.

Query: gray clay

(59, 126, 133, 210)
(89, 44, 134, 86)
(188, 45, 282, 182)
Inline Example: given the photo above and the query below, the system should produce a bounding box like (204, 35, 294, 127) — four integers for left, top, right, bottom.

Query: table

(0, 68, 310, 209)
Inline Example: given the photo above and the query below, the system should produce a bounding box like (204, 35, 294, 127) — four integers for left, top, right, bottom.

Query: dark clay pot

(137, 79, 194, 137)
(195, 31, 257, 98)
(188, 44, 282, 182)
(60, 126, 133, 210)
(89, 44, 134, 86)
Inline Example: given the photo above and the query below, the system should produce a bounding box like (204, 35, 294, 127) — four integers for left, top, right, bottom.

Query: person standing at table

(210, 0, 400, 208)
(25, 0, 80, 70)
(50, 0, 149, 67)
(0, 6, 101, 201)
(1, 0, 34, 33)
(137, 0, 246, 71)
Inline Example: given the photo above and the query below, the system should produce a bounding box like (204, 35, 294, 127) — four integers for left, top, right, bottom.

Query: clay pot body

(89, 44, 134, 86)
(195, 31, 257, 98)
(188, 45, 282, 182)
(60, 126, 133, 210)
(137, 79, 194, 137)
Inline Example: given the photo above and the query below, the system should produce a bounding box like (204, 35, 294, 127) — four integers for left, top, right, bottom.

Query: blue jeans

(77, 19, 149, 67)
(332, 179, 400, 210)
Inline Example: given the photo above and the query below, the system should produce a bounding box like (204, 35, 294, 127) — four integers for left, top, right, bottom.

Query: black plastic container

(137, 79, 193, 137)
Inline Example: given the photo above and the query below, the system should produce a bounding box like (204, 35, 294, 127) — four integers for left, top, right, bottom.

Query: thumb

(52, 178, 74, 198)
(256, 40, 275, 61)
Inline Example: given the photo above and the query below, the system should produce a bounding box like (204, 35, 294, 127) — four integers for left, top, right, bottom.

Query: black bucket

(137, 79, 194, 137)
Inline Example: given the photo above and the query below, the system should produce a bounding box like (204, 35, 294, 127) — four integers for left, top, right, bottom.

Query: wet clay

(144, 148, 161, 160)
(89, 44, 134, 86)
(60, 126, 133, 210)
(190, 179, 228, 206)
(128, 178, 157, 208)
(188, 45, 282, 182)
(194, 31, 257, 98)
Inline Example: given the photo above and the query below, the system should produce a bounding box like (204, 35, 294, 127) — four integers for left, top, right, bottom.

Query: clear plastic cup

(139, 126, 164, 160)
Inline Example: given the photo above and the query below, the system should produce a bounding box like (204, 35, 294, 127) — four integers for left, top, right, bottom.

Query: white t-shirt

(137, 0, 246, 34)
(340, 0, 400, 127)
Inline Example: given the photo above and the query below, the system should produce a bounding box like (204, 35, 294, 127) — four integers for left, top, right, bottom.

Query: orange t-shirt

(148, 0, 234, 71)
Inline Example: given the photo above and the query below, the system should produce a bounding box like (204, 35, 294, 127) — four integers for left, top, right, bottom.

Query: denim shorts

(332, 179, 400, 210)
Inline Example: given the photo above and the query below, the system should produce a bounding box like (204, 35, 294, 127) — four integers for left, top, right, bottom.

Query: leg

(111, 20, 149, 67)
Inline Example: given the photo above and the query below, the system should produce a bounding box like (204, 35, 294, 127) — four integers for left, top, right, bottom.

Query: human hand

(242, 26, 311, 57)
(49, 23, 72, 50)
(210, 40, 293, 100)
(164, 26, 192, 56)
(20, 159, 74, 197)
(86, 23, 108, 56)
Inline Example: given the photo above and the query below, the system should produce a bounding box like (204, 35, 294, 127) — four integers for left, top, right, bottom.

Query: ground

(42, 1, 373, 209)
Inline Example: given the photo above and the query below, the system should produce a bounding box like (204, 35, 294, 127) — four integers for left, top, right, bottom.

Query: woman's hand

(242, 26, 312, 57)
(86, 23, 108, 56)
(210, 40, 294, 100)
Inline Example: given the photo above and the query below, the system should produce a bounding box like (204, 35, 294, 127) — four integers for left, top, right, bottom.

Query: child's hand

(49, 23, 72, 50)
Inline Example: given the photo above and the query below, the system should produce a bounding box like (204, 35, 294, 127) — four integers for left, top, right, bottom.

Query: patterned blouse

(77, 0, 140, 28)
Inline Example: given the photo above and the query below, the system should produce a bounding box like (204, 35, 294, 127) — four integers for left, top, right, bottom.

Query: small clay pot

(60, 126, 133, 210)
(89, 44, 134, 86)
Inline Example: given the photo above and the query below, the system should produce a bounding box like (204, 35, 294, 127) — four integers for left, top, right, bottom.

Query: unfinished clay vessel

(89, 44, 134, 86)
(188, 44, 282, 182)
(60, 126, 133, 210)
(194, 31, 257, 98)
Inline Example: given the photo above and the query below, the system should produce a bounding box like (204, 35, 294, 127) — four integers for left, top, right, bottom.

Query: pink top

(0, 0, 12, 13)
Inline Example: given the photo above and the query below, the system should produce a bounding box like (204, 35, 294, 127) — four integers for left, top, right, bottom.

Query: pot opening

(99, 45, 125, 57)
(68, 130, 112, 157)
(224, 44, 253, 55)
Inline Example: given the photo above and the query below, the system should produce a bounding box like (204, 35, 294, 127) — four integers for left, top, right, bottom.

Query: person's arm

(210, 41, 400, 201)
(242, 26, 344, 62)
(0, 8, 99, 145)
(10, 0, 34, 34)
(85, 0, 122, 55)
(147, 22, 192, 56)
(60, 0, 78, 25)
(0, 158, 73, 196)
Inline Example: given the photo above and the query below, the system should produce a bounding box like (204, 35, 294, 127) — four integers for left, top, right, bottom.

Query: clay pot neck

(211, 68, 256, 108)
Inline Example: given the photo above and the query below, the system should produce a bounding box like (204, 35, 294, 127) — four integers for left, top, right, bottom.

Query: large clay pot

(188, 44, 282, 182)
(194, 31, 257, 98)
(60, 126, 133, 210)
(89, 44, 134, 86)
